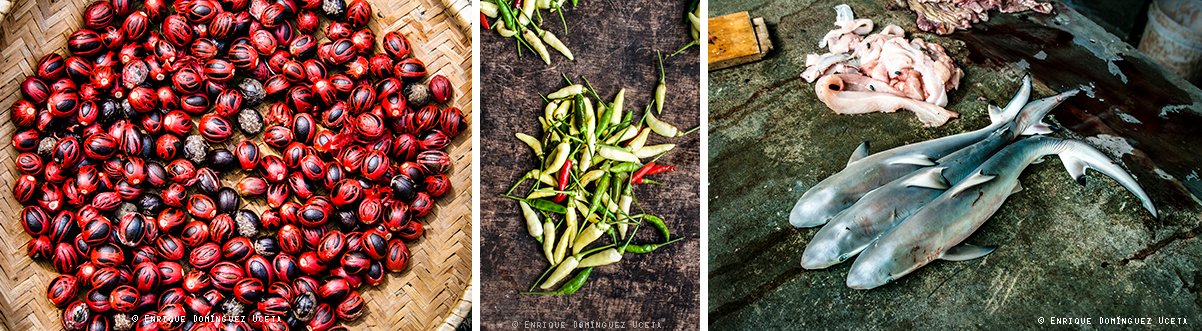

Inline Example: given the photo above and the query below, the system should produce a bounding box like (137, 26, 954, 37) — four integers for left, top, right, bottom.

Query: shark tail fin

(994, 74, 1032, 125)
(1055, 139, 1158, 218)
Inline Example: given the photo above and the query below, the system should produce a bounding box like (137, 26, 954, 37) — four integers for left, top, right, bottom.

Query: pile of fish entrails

(802, 5, 964, 127)
(789, 75, 1158, 290)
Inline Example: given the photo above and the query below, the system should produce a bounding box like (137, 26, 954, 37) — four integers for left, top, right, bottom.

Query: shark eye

(838, 255, 847, 262)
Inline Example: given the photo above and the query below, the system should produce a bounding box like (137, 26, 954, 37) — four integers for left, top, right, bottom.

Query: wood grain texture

(0, 0, 473, 330)
(708, 12, 771, 70)
(480, 1, 701, 330)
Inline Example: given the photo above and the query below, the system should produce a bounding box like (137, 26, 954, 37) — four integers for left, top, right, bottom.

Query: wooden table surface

(479, 1, 701, 329)
(708, 0, 1202, 328)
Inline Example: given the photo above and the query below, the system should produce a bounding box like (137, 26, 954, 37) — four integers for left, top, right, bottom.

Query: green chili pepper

(643, 214, 670, 240)
(495, 0, 518, 31)
(525, 198, 567, 214)
(522, 267, 593, 295)
(624, 238, 682, 254)
(587, 174, 611, 216)
(609, 162, 641, 173)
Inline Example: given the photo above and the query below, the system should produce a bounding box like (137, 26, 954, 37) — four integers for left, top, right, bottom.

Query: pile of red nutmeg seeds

(11, 0, 465, 329)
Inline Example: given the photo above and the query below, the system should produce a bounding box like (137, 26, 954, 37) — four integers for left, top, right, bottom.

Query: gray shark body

(845, 136, 1157, 289)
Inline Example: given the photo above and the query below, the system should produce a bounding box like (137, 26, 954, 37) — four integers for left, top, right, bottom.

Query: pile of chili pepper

(480, 0, 576, 64)
(671, 0, 701, 56)
(505, 55, 694, 295)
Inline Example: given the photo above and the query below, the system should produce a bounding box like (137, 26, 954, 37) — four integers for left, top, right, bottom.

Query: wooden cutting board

(708, 12, 772, 70)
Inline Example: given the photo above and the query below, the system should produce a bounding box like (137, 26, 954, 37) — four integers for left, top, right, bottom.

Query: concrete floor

(708, 0, 1202, 328)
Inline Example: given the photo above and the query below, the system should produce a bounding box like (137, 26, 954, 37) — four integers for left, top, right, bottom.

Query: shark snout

(801, 243, 840, 270)
(789, 190, 838, 228)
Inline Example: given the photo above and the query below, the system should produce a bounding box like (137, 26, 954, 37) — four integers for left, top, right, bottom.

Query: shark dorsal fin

(901, 167, 949, 190)
(889, 154, 936, 167)
(847, 141, 870, 167)
(949, 172, 996, 196)
(940, 244, 996, 261)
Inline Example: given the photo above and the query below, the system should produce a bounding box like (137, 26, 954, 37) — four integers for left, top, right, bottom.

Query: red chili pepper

(513, 0, 523, 9)
(632, 162, 675, 184)
(631, 162, 656, 184)
(553, 160, 571, 203)
(480, 13, 491, 30)
(645, 164, 676, 176)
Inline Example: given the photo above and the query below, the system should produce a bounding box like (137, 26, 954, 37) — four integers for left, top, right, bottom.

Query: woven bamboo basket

(0, 0, 472, 330)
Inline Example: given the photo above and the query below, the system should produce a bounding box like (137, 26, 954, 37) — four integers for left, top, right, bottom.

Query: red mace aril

(182, 269, 213, 293)
(155, 134, 182, 160)
(234, 278, 265, 304)
(156, 235, 186, 260)
(189, 243, 221, 270)
(187, 194, 218, 220)
(47, 274, 79, 307)
(381, 31, 411, 60)
(327, 39, 358, 66)
(228, 43, 260, 69)
(417, 150, 452, 174)
(16, 153, 44, 176)
(115, 213, 148, 247)
(46, 91, 79, 118)
(393, 58, 427, 79)
(429, 75, 452, 103)
(157, 208, 187, 233)
(236, 140, 262, 170)
(360, 230, 389, 260)
(180, 221, 210, 247)
(36, 54, 66, 81)
(199, 114, 234, 143)
(109, 285, 139, 313)
(162, 183, 188, 208)
(211, 214, 237, 243)
(297, 251, 326, 275)
(11, 99, 37, 127)
(61, 301, 89, 330)
(237, 176, 268, 196)
(210, 262, 244, 291)
(67, 29, 103, 57)
(13, 175, 37, 204)
(21, 76, 51, 104)
(411, 192, 434, 217)
(440, 107, 466, 138)
(89, 243, 124, 268)
(398, 221, 424, 242)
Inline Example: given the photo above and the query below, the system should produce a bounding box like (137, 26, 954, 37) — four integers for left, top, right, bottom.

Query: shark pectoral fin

(1060, 155, 1090, 185)
(889, 154, 936, 167)
(987, 103, 1003, 124)
(848, 141, 871, 166)
(1021, 122, 1055, 136)
(949, 172, 996, 196)
(940, 244, 997, 261)
(902, 167, 950, 190)
(1010, 181, 1024, 195)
